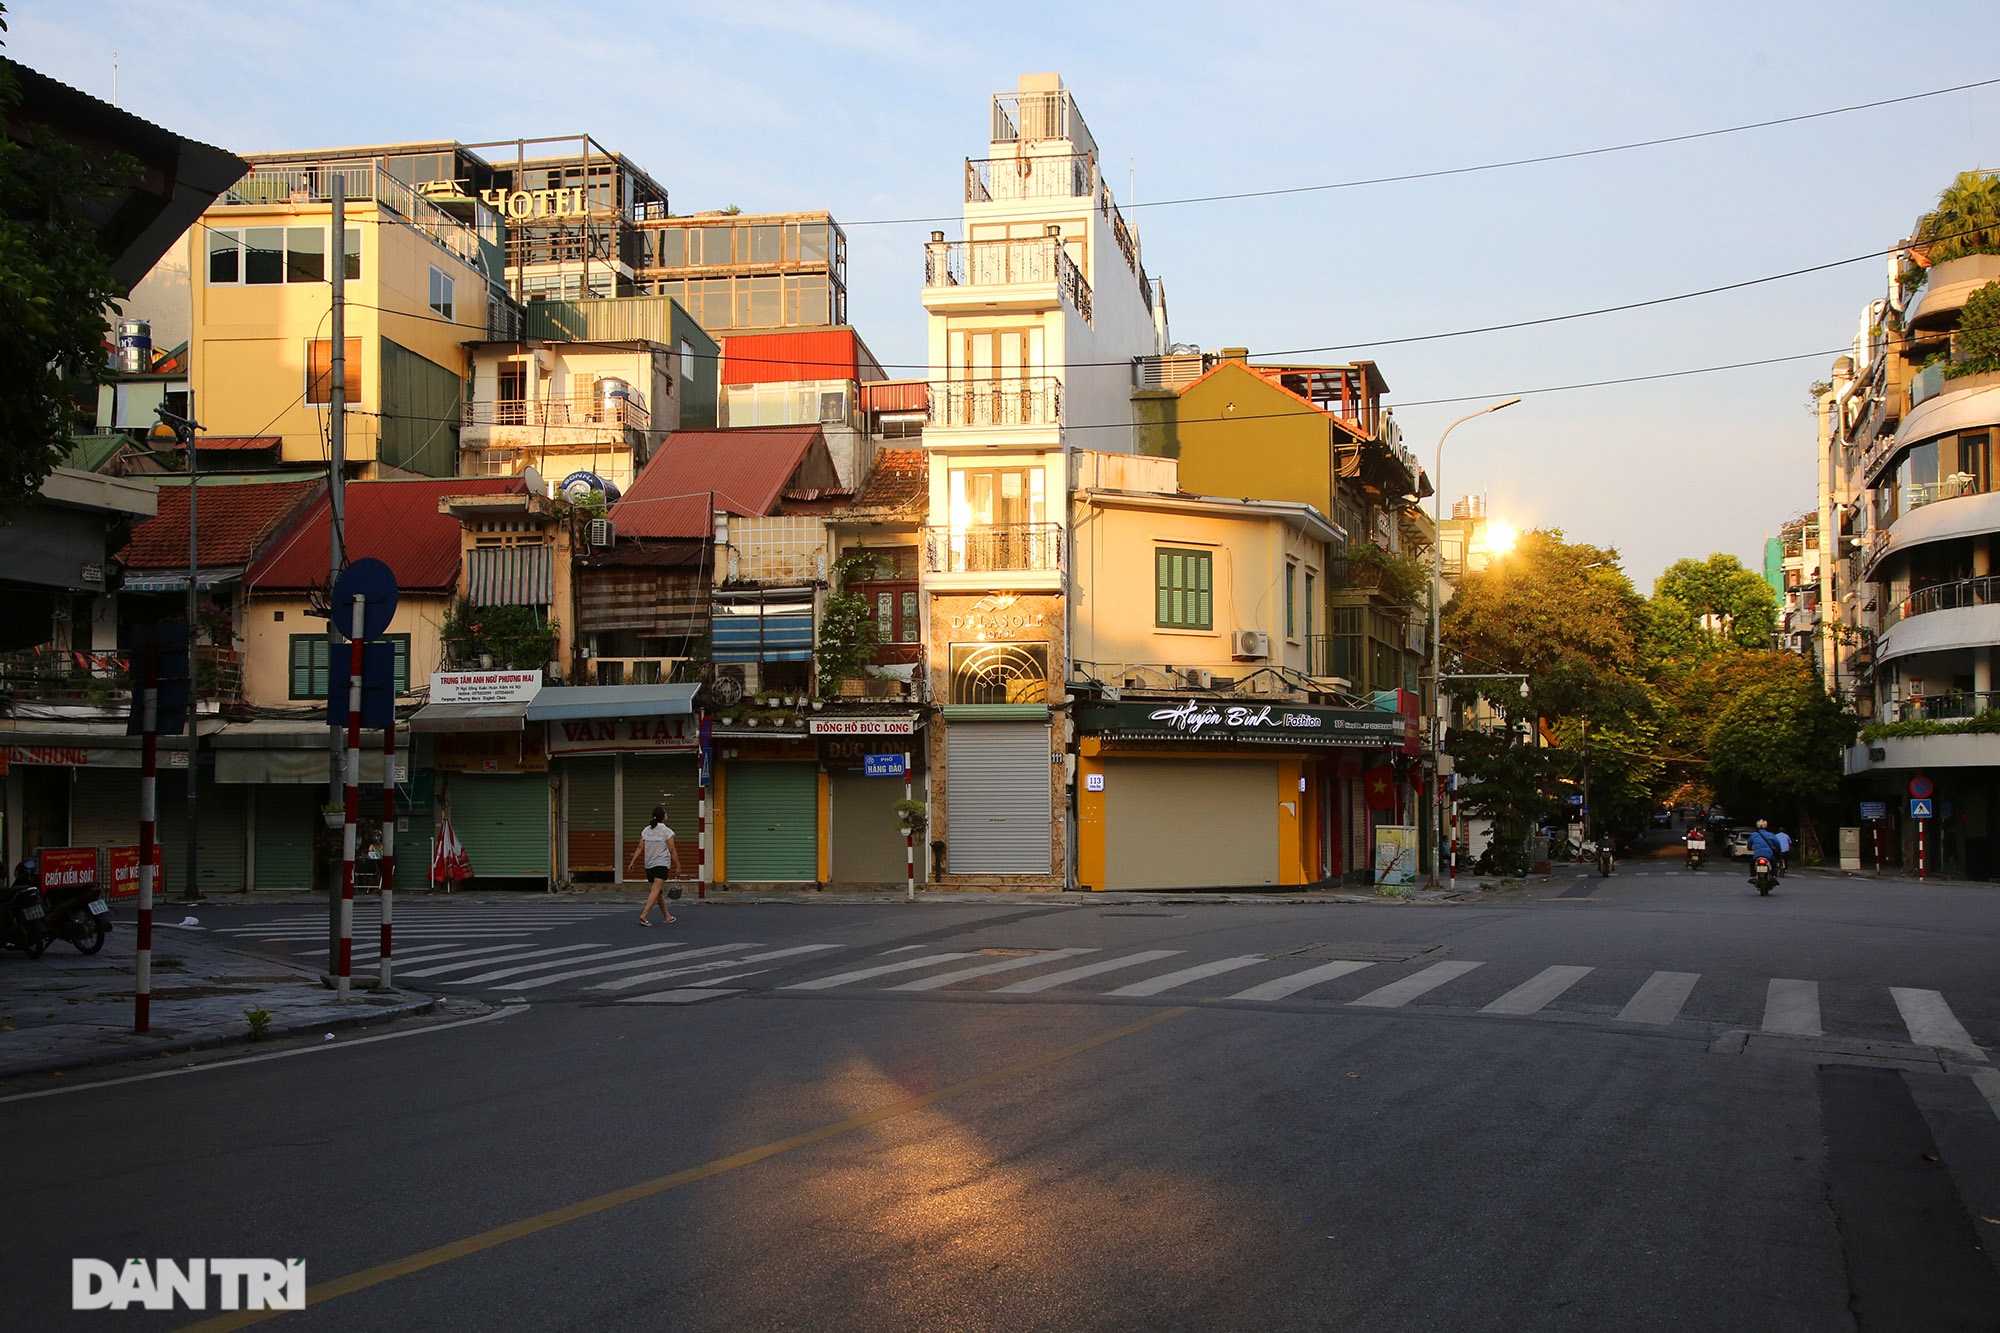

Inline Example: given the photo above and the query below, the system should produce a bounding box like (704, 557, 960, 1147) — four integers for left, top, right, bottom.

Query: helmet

(1755, 819, 1768, 829)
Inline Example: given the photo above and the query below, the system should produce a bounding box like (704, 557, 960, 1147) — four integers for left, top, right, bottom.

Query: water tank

(594, 376, 633, 423)
(116, 320, 152, 374)
(559, 470, 622, 507)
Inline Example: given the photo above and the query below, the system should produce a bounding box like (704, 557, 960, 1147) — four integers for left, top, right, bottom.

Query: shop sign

(38, 848, 99, 892)
(109, 845, 164, 898)
(432, 671, 542, 704)
(3, 745, 185, 769)
(809, 716, 917, 736)
(946, 609, 1047, 639)
(478, 187, 590, 220)
(1859, 800, 1887, 821)
(1075, 699, 1408, 749)
(547, 716, 697, 755)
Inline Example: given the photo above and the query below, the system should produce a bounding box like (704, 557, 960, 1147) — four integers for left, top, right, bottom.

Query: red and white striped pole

(378, 712, 396, 989)
(135, 647, 157, 1035)
(904, 751, 915, 901)
(337, 595, 364, 1001)
(695, 773, 708, 899)
(1917, 817, 1926, 881)
(1874, 819, 1883, 873)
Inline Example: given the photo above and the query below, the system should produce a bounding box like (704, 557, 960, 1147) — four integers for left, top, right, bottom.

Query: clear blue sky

(18, 0, 2000, 587)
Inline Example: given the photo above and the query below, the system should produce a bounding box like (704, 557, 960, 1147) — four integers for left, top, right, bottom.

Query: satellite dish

(523, 464, 546, 496)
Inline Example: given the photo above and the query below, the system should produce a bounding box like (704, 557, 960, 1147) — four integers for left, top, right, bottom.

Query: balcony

(588, 656, 691, 687)
(462, 390, 649, 432)
(1891, 689, 2000, 723)
(930, 376, 1063, 430)
(965, 153, 1093, 204)
(221, 165, 487, 274)
(923, 238, 1091, 322)
(1880, 572, 2000, 631)
(924, 523, 1064, 575)
(991, 90, 1096, 158)
(1910, 362, 1947, 411)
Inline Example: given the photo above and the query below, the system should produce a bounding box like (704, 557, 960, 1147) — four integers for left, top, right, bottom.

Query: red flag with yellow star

(1362, 764, 1397, 811)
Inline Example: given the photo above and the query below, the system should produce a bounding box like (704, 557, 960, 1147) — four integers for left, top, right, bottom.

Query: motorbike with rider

(1746, 820, 1783, 895)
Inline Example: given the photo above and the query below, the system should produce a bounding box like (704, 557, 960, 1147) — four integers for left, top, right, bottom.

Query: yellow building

(189, 162, 510, 477)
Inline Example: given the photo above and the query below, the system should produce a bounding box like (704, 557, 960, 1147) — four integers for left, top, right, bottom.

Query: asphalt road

(8, 868, 2000, 1331)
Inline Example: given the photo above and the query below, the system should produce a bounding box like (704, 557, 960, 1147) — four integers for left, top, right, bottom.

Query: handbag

(667, 885, 683, 900)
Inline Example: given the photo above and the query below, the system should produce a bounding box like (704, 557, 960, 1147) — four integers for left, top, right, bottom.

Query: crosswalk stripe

(1482, 965, 1594, 1015)
(1106, 955, 1265, 997)
(1349, 960, 1483, 1008)
(454, 942, 691, 986)
(1228, 959, 1375, 1002)
(890, 949, 1098, 992)
(399, 943, 607, 979)
(380, 941, 579, 969)
(1890, 988, 1983, 1056)
(1617, 971, 1700, 1025)
(590, 945, 840, 993)
(782, 952, 977, 990)
(619, 988, 747, 1005)
(1763, 979, 1821, 1036)
(993, 950, 1184, 994)
(494, 944, 759, 992)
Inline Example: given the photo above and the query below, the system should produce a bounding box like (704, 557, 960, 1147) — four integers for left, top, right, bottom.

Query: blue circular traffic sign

(1909, 775, 1934, 799)
(330, 557, 399, 640)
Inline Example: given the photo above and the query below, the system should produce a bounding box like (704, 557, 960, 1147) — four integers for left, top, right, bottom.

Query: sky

(15, 0, 2000, 587)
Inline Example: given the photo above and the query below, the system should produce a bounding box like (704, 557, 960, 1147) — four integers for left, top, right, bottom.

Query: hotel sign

(1075, 699, 1409, 749)
(480, 187, 591, 220)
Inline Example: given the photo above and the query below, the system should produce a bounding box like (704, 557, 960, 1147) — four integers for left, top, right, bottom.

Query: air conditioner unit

(1233, 630, 1270, 660)
(587, 518, 615, 548)
(1182, 668, 1213, 690)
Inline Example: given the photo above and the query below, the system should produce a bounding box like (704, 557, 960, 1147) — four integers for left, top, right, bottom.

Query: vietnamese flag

(1363, 764, 1398, 811)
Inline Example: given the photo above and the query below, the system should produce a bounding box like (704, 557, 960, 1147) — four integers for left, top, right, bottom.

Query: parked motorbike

(43, 877, 110, 954)
(2, 863, 49, 958)
(1685, 832, 1706, 870)
(1751, 854, 1778, 896)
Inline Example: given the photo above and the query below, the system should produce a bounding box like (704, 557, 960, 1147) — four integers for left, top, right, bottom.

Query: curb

(0, 992, 440, 1083)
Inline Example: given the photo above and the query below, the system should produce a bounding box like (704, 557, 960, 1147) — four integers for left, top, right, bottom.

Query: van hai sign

(1075, 699, 1408, 749)
(546, 716, 696, 755)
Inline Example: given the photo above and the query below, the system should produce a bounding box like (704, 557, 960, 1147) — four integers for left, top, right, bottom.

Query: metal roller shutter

(154, 779, 250, 894)
(830, 770, 907, 884)
(620, 755, 698, 880)
(564, 758, 617, 875)
(67, 768, 136, 887)
(946, 722, 1051, 874)
(254, 784, 321, 890)
(1102, 759, 1278, 890)
(724, 762, 818, 881)
(448, 774, 550, 880)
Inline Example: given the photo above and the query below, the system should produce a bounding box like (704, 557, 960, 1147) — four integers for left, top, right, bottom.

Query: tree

(1705, 652, 1856, 845)
(1650, 555, 1777, 655)
(0, 10, 137, 514)
(1908, 170, 2000, 273)
(1947, 279, 2000, 379)
(1448, 726, 1563, 876)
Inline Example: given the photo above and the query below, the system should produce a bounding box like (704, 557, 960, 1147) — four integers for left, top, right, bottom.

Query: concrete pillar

(1975, 535, 1992, 578)
(1977, 646, 1993, 700)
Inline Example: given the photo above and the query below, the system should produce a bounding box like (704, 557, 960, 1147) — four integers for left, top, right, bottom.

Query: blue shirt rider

(1746, 820, 1783, 866)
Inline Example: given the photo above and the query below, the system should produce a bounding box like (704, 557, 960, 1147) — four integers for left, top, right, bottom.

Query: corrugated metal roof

(861, 380, 928, 414)
(119, 478, 322, 572)
(245, 477, 524, 594)
(610, 426, 837, 540)
(720, 330, 858, 387)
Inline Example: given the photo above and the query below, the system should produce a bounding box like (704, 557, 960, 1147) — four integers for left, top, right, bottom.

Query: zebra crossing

(206, 901, 635, 964)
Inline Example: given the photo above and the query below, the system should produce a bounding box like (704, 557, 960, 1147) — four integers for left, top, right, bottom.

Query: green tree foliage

(1705, 652, 1855, 826)
(1649, 554, 1777, 655)
(1447, 726, 1563, 876)
(814, 553, 881, 696)
(1946, 279, 2000, 379)
(0, 15, 137, 514)
(1908, 170, 2000, 275)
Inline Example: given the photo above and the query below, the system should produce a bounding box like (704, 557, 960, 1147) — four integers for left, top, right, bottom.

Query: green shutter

(620, 755, 699, 879)
(254, 784, 321, 890)
(448, 774, 549, 879)
(724, 762, 818, 881)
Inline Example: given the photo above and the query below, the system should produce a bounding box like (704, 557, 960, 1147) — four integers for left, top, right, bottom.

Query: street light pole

(155, 407, 205, 902)
(1427, 396, 1521, 886)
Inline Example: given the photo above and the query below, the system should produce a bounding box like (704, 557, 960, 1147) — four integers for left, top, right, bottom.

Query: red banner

(109, 845, 165, 899)
(37, 847, 99, 892)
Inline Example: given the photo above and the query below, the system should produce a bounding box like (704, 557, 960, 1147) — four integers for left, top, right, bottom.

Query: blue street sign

(863, 753, 907, 778)
(329, 640, 397, 729)
(1910, 797, 1933, 819)
(1564, 793, 1584, 805)
(1859, 800, 1887, 821)
(331, 557, 399, 641)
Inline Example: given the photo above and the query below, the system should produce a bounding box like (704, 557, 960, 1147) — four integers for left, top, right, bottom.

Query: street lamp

(154, 406, 204, 903)
(1427, 396, 1521, 886)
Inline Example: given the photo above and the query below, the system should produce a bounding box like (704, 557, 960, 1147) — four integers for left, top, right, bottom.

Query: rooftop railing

(923, 238, 1091, 322)
(462, 390, 650, 432)
(929, 376, 1063, 429)
(1893, 689, 2000, 723)
(991, 91, 1096, 158)
(223, 165, 486, 273)
(965, 153, 1094, 204)
(923, 523, 1064, 575)
(1880, 572, 2000, 631)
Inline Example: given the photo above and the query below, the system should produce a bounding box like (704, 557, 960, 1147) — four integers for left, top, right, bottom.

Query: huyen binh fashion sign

(1075, 699, 1410, 749)
(546, 716, 697, 756)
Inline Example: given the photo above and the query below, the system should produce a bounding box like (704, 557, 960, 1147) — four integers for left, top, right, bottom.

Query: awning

(121, 566, 244, 593)
(409, 701, 531, 732)
(217, 748, 406, 784)
(525, 683, 699, 722)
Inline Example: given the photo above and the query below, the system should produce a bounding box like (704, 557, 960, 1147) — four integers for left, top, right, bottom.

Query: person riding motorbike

(1684, 824, 1708, 869)
(1745, 820, 1783, 883)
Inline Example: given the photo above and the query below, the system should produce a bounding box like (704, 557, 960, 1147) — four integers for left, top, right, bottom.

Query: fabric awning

(217, 748, 407, 784)
(525, 683, 699, 722)
(408, 701, 531, 732)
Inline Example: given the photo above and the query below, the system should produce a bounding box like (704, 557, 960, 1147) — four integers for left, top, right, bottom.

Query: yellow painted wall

(1077, 738, 1106, 891)
(239, 591, 452, 709)
(1072, 742, 1310, 890)
(1171, 363, 1341, 516)
(816, 770, 832, 882)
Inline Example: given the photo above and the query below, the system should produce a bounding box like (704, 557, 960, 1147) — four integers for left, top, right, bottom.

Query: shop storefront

(813, 712, 925, 886)
(530, 684, 702, 884)
(1074, 698, 1410, 892)
(414, 671, 548, 886)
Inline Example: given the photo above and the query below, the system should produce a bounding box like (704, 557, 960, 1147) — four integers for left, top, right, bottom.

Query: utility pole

(182, 417, 201, 902)
(326, 173, 348, 974)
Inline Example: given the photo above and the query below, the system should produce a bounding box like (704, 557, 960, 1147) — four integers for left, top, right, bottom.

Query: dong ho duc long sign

(1076, 699, 1413, 749)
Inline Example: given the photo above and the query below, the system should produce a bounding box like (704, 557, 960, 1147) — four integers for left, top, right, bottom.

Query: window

(289, 634, 410, 699)
(949, 642, 1049, 705)
(207, 226, 357, 285)
(679, 339, 694, 383)
(428, 265, 455, 321)
(951, 467, 1045, 527)
(306, 338, 363, 406)
(1156, 547, 1213, 630)
(1304, 570, 1316, 640)
(1285, 563, 1297, 639)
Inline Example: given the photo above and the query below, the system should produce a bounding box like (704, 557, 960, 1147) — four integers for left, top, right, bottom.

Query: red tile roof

(612, 426, 838, 539)
(855, 449, 926, 514)
(118, 479, 322, 572)
(246, 477, 525, 594)
(193, 436, 281, 451)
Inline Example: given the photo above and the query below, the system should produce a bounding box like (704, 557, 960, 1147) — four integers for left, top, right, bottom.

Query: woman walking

(628, 806, 679, 925)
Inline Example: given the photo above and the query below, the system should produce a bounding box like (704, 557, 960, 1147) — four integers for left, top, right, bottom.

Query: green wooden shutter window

(1155, 548, 1212, 629)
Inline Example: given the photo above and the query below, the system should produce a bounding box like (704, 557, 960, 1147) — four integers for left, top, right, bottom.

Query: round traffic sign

(330, 557, 399, 640)
(1909, 775, 1934, 799)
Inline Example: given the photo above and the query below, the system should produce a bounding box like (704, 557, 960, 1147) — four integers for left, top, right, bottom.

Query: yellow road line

(182, 1005, 1191, 1330)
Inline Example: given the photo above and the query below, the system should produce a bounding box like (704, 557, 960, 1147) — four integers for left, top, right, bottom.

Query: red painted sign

(109, 845, 165, 898)
(37, 847, 99, 892)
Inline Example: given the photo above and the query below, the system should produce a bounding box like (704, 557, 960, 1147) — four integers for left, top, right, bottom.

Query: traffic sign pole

(905, 750, 915, 901)
(378, 712, 395, 991)
(337, 594, 364, 1001)
(1917, 817, 1926, 881)
(135, 648, 157, 1035)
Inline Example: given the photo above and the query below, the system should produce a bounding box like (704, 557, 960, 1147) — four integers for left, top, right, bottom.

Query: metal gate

(563, 758, 616, 876)
(830, 770, 907, 884)
(723, 762, 818, 881)
(620, 755, 699, 881)
(1102, 759, 1277, 890)
(254, 784, 322, 890)
(944, 722, 1050, 874)
(448, 774, 550, 880)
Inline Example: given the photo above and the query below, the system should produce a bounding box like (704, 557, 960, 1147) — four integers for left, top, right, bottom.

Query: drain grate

(1275, 942, 1446, 963)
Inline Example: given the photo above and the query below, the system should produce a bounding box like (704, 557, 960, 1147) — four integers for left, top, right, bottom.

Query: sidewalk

(0, 916, 435, 1082)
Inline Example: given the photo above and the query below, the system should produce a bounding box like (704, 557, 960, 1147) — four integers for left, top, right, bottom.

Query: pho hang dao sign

(1075, 699, 1409, 749)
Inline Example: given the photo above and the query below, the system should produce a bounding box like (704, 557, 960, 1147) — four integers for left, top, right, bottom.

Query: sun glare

(1486, 520, 1519, 556)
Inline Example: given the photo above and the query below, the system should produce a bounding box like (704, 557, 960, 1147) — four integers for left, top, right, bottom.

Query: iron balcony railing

(991, 90, 1095, 157)
(964, 153, 1095, 204)
(1905, 473, 1982, 511)
(1894, 689, 2000, 723)
(223, 165, 486, 272)
(923, 523, 1064, 575)
(1880, 572, 2000, 631)
(930, 376, 1063, 429)
(923, 238, 1092, 322)
(462, 390, 650, 431)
